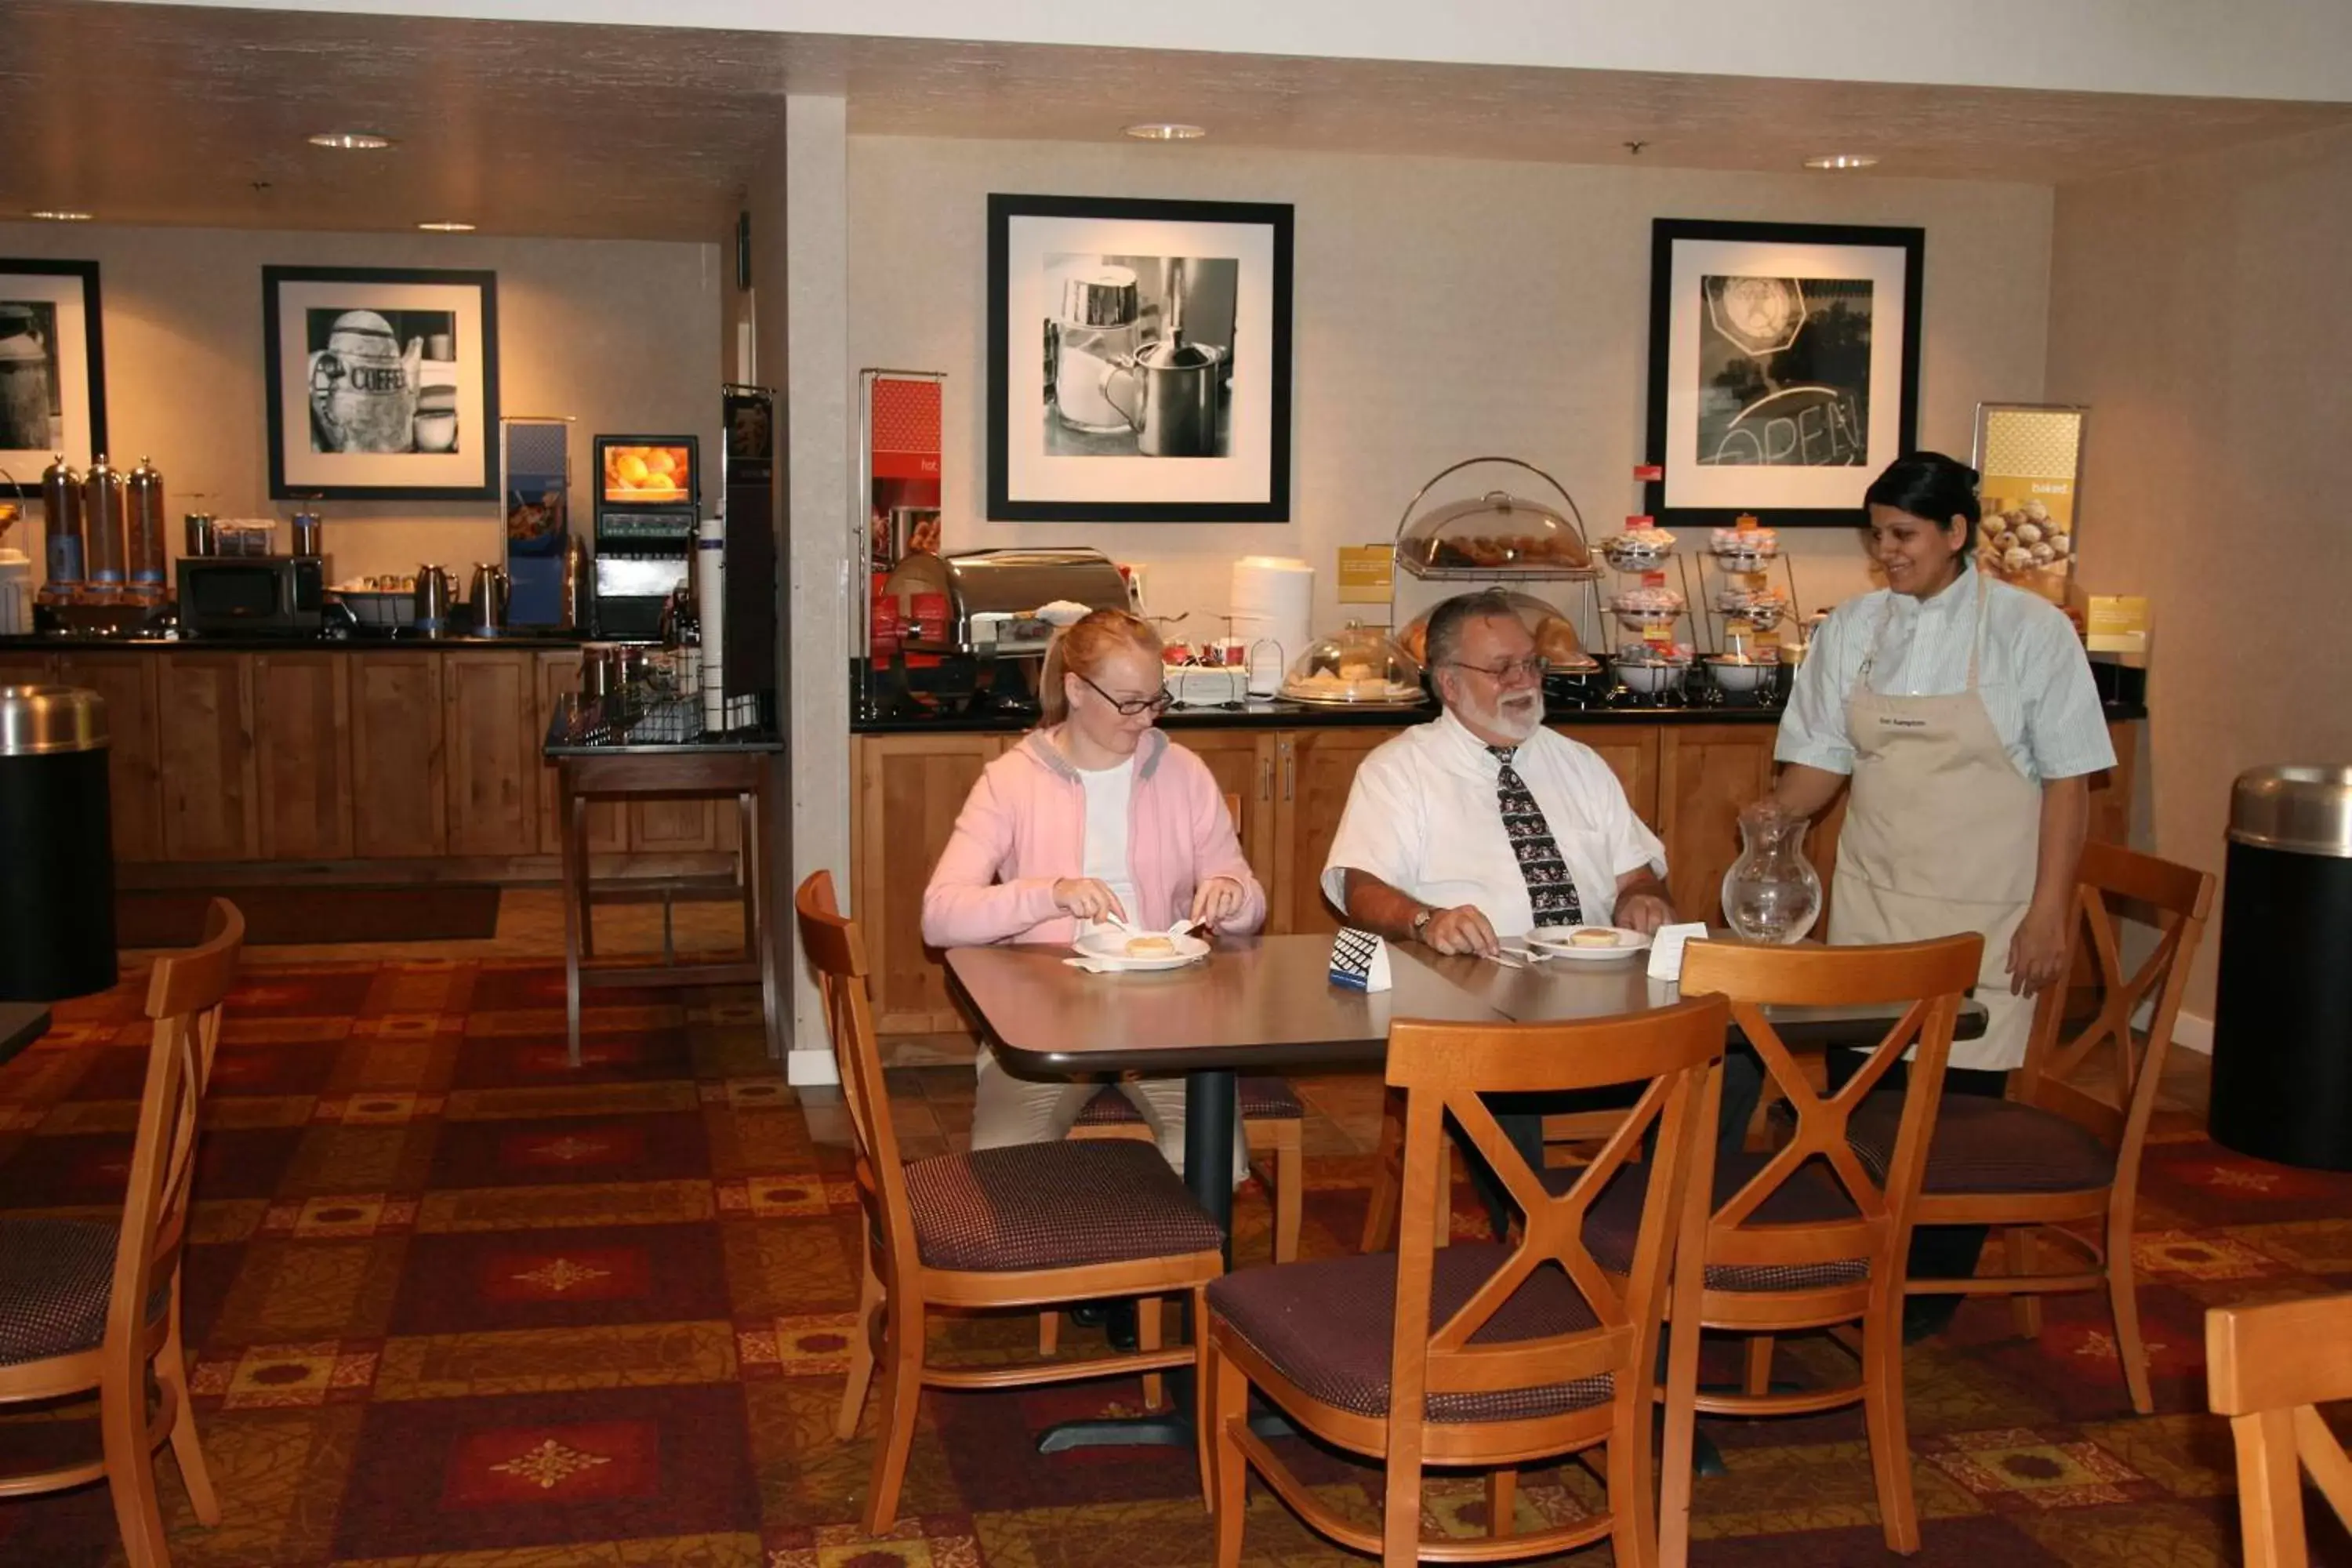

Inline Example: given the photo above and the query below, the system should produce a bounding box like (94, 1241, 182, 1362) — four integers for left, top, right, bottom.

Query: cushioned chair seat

(0, 1218, 131, 1367)
(902, 1140, 1223, 1272)
(1073, 1076, 1305, 1127)
(1577, 1152, 1871, 1294)
(1849, 1093, 2117, 1196)
(1207, 1242, 1613, 1424)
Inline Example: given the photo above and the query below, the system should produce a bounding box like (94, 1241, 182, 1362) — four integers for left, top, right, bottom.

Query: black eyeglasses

(1077, 671, 1176, 717)
(1443, 655, 1546, 685)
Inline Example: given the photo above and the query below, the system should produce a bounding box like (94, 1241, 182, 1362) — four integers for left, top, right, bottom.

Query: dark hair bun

(1864, 451, 1981, 528)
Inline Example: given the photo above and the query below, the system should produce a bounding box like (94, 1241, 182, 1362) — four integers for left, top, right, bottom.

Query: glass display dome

(1398, 590, 1592, 670)
(1392, 456, 1598, 581)
(1280, 622, 1428, 706)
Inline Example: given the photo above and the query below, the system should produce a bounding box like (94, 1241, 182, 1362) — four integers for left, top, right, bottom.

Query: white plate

(1070, 930, 1212, 971)
(1526, 925, 1652, 961)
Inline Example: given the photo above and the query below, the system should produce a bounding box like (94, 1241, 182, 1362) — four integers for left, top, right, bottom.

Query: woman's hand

(1189, 875, 1247, 929)
(2006, 898, 2071, 996)
(1052, 878, 1129, 925)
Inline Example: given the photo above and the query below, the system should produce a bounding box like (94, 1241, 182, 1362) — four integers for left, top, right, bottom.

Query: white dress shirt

(1321, 710, 1668, 936)
(1777, 565, 2115, 783)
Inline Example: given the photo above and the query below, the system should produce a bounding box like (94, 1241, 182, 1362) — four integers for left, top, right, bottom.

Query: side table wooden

(547, 739, 786, 1065)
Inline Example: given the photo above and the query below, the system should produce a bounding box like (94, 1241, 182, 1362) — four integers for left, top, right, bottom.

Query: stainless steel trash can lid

(0, 685, 110, 755)
(2231, 764, 2352, 857)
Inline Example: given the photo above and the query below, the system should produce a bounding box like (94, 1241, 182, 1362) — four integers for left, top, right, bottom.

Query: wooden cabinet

(1179, 727, 1279, 892)
(154, 653, 259, 861)
(1555, 724, 1660, 829)
(0, 652, 56, 690)
(349, 653, 446, 858)
(534, 652, 625, 857)
(55, 652, 162, 863)
(1271, 727, 1404, 935)
(251, 652, 354, 861)
(442, 652, 536, 858)
(852, 733, 1009, 1034)
(1656, 724, 1778, 926)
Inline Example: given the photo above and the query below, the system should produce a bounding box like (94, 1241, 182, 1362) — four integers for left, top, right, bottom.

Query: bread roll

(1399, 622, 1429, 664)
(1534, 615, 1583, 665)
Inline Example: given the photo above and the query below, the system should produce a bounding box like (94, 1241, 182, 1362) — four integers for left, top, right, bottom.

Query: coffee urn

(39, 454, 83, 589)
(125, 457, 168, 604)
(82, 455, 127, 597)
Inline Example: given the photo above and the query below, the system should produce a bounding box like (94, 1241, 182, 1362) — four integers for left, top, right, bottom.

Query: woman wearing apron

(1756, 452, 2116, 1341)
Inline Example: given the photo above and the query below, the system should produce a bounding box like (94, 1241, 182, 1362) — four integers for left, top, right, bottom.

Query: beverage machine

(590, 434, 697, 641)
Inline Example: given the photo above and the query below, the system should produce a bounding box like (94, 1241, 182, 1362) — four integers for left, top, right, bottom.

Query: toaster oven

(176, 557, 325, 637)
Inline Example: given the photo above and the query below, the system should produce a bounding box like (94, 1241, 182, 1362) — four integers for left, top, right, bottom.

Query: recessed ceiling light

(1123, 122, 1207, 142)
(416, 220, 477, 232)
(27, 209, 93, 221)
(307, 131, 396, 151)
(1805, 154, 1880, 171)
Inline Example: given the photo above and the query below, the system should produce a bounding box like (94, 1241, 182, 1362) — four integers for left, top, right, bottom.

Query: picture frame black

(987, 193, 1293, 522)
(1643, 219, 1923, 528)
(263, 264, 500, 500)
(0, 258, 106, 495)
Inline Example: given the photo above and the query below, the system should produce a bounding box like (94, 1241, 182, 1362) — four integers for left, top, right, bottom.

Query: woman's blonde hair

(1038, 608, 1161, 727)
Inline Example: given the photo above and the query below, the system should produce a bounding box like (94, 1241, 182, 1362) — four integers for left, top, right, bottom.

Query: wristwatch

(1409, 906, 1436, 942)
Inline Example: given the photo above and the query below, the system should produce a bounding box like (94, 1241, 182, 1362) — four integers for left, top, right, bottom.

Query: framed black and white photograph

(988, 194, 1293, 522)
(1644, 220, 1923, 528)
(0, 260, 105, 493)
(263, 265, 499, 499)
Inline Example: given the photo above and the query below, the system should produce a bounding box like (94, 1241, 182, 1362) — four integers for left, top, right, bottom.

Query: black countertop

(0, 631, 587, 653)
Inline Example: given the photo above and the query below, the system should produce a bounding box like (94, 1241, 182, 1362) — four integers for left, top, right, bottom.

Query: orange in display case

(600, 442, 695, 506)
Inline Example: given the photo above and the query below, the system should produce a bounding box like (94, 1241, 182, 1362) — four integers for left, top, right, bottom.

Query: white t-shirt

(1077, 758, 1141, 936)
(1320, 710, 1668, 938)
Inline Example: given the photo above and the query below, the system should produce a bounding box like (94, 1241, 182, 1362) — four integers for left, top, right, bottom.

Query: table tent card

(1646, 922, 1712, 982)
(1329, 927, 1392, 993)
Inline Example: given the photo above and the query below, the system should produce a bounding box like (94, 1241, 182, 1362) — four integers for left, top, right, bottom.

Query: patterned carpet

(2, 959, 2348, 1566)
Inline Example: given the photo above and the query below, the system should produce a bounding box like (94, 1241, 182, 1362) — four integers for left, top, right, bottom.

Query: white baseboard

(786, 1050, 840, 1087)
(2172, 1010, 2213, 1056)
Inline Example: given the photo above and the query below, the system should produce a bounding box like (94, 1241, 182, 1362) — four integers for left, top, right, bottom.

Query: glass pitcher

(1721, 805, 1823, 944)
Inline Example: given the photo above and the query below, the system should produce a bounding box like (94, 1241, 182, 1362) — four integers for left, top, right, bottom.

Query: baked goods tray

(1277, 688, 1431, 710)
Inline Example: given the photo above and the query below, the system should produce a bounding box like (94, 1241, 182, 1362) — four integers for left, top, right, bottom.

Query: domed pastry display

(1599, 526, 1678, 573)
(1392, 457, 1598, 581)
(1279, 622, 1428, 706)
(1399, 590, 1588, 671)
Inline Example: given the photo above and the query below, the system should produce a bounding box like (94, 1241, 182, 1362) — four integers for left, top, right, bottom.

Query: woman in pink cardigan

(922, 608, 1265, 1182)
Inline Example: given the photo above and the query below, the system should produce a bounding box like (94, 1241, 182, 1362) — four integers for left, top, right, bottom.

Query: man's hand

(2006, 897, 2071, 996)
(1613, 891, 1675, 936)
(1421, 904, 1501, 957)
(1189, 875, 1247, 929)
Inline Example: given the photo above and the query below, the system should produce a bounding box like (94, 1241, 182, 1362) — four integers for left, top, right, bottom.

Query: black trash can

(0, 684, 117, 1001)
(2210, 764, 2352, 1171)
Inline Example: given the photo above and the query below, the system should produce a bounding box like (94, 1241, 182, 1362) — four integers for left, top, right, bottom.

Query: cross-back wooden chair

(1628, 933, 1982, 1560)
(0, 897, 244, 1568)
(2208, 1292, 2352, 1568)
(1206, 994, 1727, 1568)
(1851, 842, 2212, 1415)
(795, 871, 1226, 1533)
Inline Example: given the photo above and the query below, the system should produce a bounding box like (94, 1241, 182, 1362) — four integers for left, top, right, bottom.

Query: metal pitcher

(413, 564, 454, 635)
(1101, 338, 1227, 457)
(466, 563, 510, 632)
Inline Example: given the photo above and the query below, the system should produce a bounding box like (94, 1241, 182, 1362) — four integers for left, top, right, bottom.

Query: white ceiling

(4, 1, 2349, 241)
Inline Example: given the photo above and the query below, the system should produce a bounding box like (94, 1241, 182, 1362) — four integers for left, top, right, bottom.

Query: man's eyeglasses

(1077, 671, 1176, 717)
(1443, 655, 1547, 685)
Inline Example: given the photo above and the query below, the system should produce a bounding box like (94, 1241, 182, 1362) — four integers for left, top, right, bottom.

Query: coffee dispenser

(589, 434, 697, 641)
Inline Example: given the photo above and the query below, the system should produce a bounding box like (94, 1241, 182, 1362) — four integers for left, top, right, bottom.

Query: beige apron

(1830, 573, 2042, 1071)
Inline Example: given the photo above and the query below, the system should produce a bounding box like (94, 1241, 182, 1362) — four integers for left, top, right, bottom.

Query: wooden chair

(1853, 842, 2212, 1415)
(795, 870, 1227, 1533)
(2207, 1292, 2352, 1568)
(0, 898, 245, 1568)
(1206, 994, 1728, 1568)
(1631, 934, 1983, 1560)
(1362, 1100, 1633, 1254)
(1066, 1075, 1305, 1262)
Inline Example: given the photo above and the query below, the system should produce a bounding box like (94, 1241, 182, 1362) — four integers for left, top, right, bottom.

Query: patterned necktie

(1489, 745, 1584, 925)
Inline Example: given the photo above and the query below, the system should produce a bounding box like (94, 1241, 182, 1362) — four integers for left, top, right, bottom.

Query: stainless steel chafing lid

(880, 548, 1131, 651)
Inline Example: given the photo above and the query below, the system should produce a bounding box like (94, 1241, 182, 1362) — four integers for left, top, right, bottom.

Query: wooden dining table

(942, 931, 1984, 1454)
(0, 1002, 51, 1069)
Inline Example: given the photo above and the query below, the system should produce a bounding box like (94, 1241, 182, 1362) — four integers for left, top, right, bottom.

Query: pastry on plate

(1568, 928, 1620, 948)
(1125, 935, 1177, 958)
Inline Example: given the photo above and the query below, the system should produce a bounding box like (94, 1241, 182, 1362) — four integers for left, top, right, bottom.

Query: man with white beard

(1326, 589, 1730, 1240)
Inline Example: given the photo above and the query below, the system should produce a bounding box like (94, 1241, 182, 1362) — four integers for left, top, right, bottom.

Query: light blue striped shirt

(1775, 564, 2116, 784)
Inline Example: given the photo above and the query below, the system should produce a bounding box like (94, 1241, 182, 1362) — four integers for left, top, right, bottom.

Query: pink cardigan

(921, 728, 1267, 948)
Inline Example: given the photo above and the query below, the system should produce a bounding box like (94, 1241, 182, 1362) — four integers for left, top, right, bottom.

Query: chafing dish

(880, 547, 1131, 656)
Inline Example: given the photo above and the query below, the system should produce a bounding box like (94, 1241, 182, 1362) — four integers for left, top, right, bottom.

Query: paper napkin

(1329, 927, 1393, 993)
(1646, 922, 1711, 982)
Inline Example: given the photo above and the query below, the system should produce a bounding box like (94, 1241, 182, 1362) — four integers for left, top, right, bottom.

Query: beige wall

(0, 221, 722, 590)
(2047, 122, 2352, 1017)
(848, 136, 2053, 638)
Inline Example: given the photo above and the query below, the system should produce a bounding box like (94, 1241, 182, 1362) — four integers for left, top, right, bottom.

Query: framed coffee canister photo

(988, 194, 1294, 522)
(0, 259, 106, 493)
(263, 265, 500, 499)
(1643, 219, 1923, 528)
